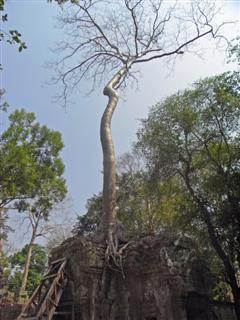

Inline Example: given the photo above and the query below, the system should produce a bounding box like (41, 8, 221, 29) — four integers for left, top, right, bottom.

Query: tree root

(105, 238, 131, 278)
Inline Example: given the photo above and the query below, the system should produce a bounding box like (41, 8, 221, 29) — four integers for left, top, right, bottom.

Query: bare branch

(133, 25, 213, 64)
(52, 0, 232, 106)
(124, 0, 143, 56)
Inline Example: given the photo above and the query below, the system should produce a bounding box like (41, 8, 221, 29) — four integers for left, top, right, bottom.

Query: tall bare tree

(54, 0, 228, 259)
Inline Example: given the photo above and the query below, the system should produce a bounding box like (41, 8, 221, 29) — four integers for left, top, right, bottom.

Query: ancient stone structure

(50, 232, 219, 320)
(0, 304, 22, 320)
(1, 233, 237, 320)
(212, 301, 237, 320)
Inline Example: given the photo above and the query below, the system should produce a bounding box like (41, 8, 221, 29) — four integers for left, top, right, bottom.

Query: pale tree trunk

(19, 230, 36, 295)
(100, 66, 128, 244)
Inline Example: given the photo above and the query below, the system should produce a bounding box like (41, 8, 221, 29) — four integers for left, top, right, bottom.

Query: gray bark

(100, 66, 128, 243)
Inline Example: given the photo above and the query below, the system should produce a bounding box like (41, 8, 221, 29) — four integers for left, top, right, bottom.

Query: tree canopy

(0, 109, 67, 212)
(0, 109, 67, 256)
(136, 71, 240, 316)
(74, 152, 185, 238)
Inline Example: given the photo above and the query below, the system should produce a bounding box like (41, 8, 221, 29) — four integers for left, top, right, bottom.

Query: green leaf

(0, 0, 4, 11)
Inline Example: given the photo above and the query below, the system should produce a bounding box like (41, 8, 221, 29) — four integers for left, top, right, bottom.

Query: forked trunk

(100, 66, 127, 244)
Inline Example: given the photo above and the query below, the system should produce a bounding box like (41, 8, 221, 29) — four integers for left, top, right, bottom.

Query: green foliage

(0, 0, 4, 11)
(137, 71, 240, 231)
(73, 153, 185, 238)
(0, 0, 27, 54)
(73, 194, 101, 236)
(0, 89, 9, 113)
(0, 109, 67, 213)
(136, 71, 240, 300)
(212, 280, 233, 302)
(8, 244, 47, 295)
(0, 252, 10, 282)
(0, 252, 9, 269)
(0, 210, 12, 242)
(7, 30, 27, 52)
(116, 169, 182, 237)
(228, 37, 240, 65)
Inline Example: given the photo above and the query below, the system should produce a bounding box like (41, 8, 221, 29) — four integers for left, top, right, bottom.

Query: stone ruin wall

(51, 232, 219, 320)
(0, 305, 22, 320)
(0, 232, 237, 320)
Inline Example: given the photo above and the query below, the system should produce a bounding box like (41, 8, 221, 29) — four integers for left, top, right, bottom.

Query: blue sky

(1, 0, 239, 249)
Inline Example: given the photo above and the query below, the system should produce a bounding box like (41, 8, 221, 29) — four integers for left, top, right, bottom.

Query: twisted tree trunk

(100, 66, 127, 246)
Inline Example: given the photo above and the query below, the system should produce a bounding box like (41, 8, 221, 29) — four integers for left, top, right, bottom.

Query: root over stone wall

(50, 232, 218, 320)
(1, 233, 237, 320)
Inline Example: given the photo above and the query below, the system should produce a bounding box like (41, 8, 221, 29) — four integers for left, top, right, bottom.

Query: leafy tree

(0, 109, 67, 211)
(136, 71, 240, 318)
(73, 194, 102, 237)
(73, 151, 233, 301)
(117, 153, 185, 236)
(0, 109, 67, 293)
(8, 244, 47, 296)
(53, 0, 227, 260)
(74, 152, 185, 238)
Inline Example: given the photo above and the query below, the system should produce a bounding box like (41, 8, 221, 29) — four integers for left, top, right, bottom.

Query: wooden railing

(17, 257, 68, 320)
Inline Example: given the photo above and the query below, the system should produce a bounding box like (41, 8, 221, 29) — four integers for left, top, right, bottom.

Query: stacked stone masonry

(1, 233, 237, 320)
(49, 233, 234, 320)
